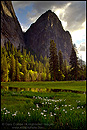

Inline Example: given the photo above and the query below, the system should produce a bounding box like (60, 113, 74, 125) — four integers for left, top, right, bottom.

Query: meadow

(1, 81, 86, 129)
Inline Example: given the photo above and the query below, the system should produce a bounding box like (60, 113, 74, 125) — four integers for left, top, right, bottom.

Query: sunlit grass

(1, 81, 86, 91)
(1, 89, 86, 129)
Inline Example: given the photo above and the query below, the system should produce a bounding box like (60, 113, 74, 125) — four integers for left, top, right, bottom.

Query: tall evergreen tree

(63, 59, 68, 80)
(9, 55, 15, 81)
(70, 45, 79, 80)
(15, 58, 20, 81)
(58, 50, 63, 72)
(49, 40, 58, 81)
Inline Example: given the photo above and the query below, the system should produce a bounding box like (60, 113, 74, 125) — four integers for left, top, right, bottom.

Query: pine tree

(63, 59, 68, 80)
(70, 45, 79, 80)
(15, 58, 20, 81)
(49, 40, 58, 81)
(58, 50, 63, 72)
(10, 55, 15, 81)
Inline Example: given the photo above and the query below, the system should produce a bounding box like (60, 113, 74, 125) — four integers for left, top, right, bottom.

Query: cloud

(78, 42, 86, 52)
(71, 28, 86, 44)
(12, 1, 86, 62)
(77, 42, 86, 62)
(12, 1, 86, 32)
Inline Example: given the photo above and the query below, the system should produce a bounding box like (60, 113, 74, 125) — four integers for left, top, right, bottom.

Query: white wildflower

(44, 115, 46, 117)
(43, 110, 47, 112)
(68, 105, 71, 107)
(41, 112, 44, 115)
(65, 111, 67, 113)
(28, 112, 30, 115)
(33, 96, 35, 99)
(54, 113, 56, 116)
(63, 109, 65, 111)
(82, 106, 83, 108)
(3, 108, 6, 110)
(77, 106, 80, 109)
(70, 109, 72, 110)
(36, 104, 39, 108)
(12, 113, 16, 116)
(82, 112, 84, 114)
(65, 105, 67, 107)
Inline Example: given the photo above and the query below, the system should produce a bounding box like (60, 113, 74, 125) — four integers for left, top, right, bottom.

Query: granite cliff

(24, 10, 73, 62)
(1, 1, 25, 48)
(1, 1, 72, 62)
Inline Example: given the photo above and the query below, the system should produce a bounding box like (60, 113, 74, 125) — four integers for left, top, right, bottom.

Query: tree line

(1, 40, 86, 82)
(49, 40, 86, 81)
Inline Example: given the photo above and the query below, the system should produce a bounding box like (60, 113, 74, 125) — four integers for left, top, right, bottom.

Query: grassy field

(1, 81, 86, 129)
(1, 81, 86, 91)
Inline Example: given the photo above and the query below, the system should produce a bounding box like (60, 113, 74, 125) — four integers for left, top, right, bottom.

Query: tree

(1, 55, 8, 82)
(58, 50, 63, 72)
(49, 40, 58, 81)
(9, 55, 15, 81)
(15, 58, 20, 81)
(21, 58, 27, 81)
(70, 45, 79, 80)
(63, 59, 68, 80)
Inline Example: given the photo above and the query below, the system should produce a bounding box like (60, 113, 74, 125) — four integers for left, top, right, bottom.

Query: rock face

(1, 2, 72, 62)
(24, 10, 72, 62)
(1, 1, 25, 48)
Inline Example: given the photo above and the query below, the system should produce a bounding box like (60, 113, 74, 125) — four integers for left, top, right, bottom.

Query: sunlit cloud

(71, 29, 86, 44)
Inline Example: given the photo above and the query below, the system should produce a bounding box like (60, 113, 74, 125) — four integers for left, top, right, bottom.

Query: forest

(1, 41, 86, 82)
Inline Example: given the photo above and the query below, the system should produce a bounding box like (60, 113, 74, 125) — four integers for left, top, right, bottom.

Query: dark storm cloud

(12, 1, 86, 32)
(61, 1, 86, 31)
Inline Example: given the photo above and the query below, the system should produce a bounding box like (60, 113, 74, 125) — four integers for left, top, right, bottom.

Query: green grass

(1, 81, 86, 129)
(1, 81, 86, 91)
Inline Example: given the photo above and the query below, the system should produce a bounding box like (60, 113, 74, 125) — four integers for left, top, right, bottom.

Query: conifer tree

(63, 59, 68, 80)
(49, 40, 58, 81)
(58, 50, 63, 72)
(10, 55, 15, 81)
(15, 58, 20, 81)
(70, 45, 79, 80)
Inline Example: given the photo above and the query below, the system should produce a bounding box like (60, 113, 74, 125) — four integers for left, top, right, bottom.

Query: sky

(12, 1, 86, 62)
